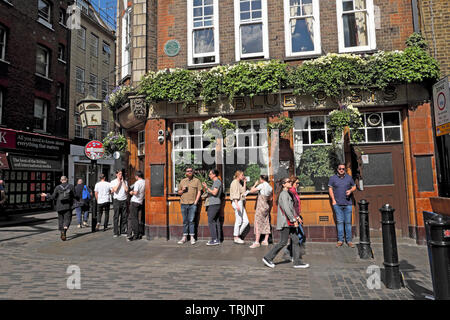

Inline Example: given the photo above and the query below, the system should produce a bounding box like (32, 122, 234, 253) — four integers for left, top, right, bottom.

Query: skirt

(254, 193, 271, 235)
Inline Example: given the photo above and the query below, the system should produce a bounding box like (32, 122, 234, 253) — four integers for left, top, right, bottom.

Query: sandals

(261, 241, 269, 246)
(249, 242, 260, 248)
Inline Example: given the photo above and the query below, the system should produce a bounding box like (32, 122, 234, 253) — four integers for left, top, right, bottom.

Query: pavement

(0, 210, 436, 301)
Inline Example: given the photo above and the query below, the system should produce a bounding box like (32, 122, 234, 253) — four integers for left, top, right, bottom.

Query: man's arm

(329, 187, 336, 205)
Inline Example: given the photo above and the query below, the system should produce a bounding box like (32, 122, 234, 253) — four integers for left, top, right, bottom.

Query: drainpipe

(411, 0, 420, 33)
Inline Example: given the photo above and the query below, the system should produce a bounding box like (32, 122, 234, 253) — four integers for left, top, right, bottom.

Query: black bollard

(427, 215, 450, 300)
(358, 199, 373, 259)
(379, 204, 402, 289)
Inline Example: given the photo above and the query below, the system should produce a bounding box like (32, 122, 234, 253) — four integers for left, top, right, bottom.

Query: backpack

(59, 184, 71, 202)
(82, 185, 91, 200)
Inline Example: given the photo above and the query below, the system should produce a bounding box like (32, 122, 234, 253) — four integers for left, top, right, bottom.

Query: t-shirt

(179, 177, 202, 205)
(110, 178, 128, 201)
(256, 181, 273, 197)
(94, 181, 111, 204)
(328, 174, 355, 206)
(208, 179, 222, 206)
(131, 179, 145, 204)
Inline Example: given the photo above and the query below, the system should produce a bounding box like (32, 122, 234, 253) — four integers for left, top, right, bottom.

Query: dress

(254, 182, 272, 235)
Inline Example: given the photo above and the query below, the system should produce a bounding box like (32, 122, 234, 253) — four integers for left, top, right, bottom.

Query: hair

(234, 170, 244, 180)
(185, 167, 194, 172)
(337, 163, 346, 168)
(77, 178, 83, 184)
(209, 169, 220, 177)
(260, 175, 269, 182)
(60, 176, 68, 182)
(99, 174, 105, 180)
(135, 170, 144, 179)
(275, 177, 290, 205)
(289, 175, 299, 184)
(115, 169, 122, 174)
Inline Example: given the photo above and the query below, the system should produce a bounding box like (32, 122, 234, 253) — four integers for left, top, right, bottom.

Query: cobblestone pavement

(0, 212, 434, 300)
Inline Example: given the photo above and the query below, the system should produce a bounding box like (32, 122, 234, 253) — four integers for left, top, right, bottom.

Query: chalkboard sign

(416, 156, 434, 192)
(151, 164, 165, 197)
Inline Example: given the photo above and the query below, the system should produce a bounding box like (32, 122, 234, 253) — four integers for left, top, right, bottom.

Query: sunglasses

(186, 170, 193, 172)
(338, 168, 345, 171)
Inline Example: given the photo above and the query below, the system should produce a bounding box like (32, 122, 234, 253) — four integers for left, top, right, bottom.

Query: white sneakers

(234, 238, 244, 244)
(178, 237, 196, 245)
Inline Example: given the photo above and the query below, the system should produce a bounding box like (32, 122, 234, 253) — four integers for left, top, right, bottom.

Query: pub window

(187, 0, 220, 66)
(89, 73, 97, 98)
(336, 0, 376, 53)
(90, 33, 99, 57)
(77, 26, 86, 50)
(234, 0, 269, 60)
(283, 0, 321, 57)
(34, 98, 48, 132)
(36, 45, 50, 78)
(138, 130, 145, 156)
(38, 0, 52, 27)
(355, 111, 402, 143)
(76, 67, 85, 94)
(75, 113, 83, 138)
(0, 25, 6, 61)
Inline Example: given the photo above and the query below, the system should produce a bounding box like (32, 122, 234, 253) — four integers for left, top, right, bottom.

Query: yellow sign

(437, 122, 450, 136)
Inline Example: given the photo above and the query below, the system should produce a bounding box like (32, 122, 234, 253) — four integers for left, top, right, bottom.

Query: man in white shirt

(110, 170, 129, 237)
(94, 174, 111, 231)
(127, 170, 145, 241)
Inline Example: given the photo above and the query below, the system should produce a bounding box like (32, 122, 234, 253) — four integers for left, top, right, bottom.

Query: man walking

(177, 167, 202, 245)
(94, 174, 111, 231)
(128, 171, 145, 241)
(110, 170, 128, 238)
(41, 176, 75, 241)
(328, 163, 357, 248)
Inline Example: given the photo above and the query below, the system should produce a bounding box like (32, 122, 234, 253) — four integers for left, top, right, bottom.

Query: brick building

(114, 0, 440, 244)
(0, 0, 71, 212)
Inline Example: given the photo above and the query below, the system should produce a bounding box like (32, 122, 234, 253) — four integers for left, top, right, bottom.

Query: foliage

(201, 116, 236, 147)
(296, 143, 340, 181)
(173, 152, 214, 190)
(104, 85, 133, 112)
(328, 105, 365, 144)
(102, 132, 128, 155)
(405, 32, 429, 50)
(244, 163, 261, 187)
(267, 115, 294, 138)
(297, 173, 314, 187)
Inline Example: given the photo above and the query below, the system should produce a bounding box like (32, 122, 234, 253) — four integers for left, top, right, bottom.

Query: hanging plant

(104, 85, 133, 112)
(267, 115, 294, 138)
(327, 105, 364, 145)
(102, 132, 128, 155)
(201, 116, 236, 148)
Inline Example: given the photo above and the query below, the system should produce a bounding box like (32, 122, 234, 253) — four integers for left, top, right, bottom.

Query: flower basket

(328, 105, 364, 145)
(102, 132, 128, 155)
(201, 116, 236, 148)
(104, 86, 133, 112)
(267, 115, 294, 138)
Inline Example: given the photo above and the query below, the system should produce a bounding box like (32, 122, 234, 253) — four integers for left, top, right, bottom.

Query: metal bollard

(358, 199, 373, 259)
(427, 215, 450, 300)
(380, 204, 402, 289)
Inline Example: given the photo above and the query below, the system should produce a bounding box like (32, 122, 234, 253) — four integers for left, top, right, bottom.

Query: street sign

(84, 140, 104, 160)
(432, 76, 450, 136)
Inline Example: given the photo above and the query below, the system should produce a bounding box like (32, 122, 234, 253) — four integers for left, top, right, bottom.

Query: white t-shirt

(94, 181, 111, 204)
(110, 178, 128, 201)
(256, 181, 273, 197)
(131, 179, 145, 204)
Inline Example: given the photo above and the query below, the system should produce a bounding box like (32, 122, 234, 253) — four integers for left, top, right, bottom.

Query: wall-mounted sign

(16, 133, 68, 154)
(0, 129, 16, 149)
(164, 40, 180, 57)
(85, 140, 104, 160)
(432, 77, 450, 136)
(9, 155, 62, 171)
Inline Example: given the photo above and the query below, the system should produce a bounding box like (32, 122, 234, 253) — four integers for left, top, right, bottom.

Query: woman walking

(262, 178, 309, 269)
(284, 176, 305, 260)
(230, 170, 249, 244)
(202, 169, 223, 246)
(248, 175, 272, 248)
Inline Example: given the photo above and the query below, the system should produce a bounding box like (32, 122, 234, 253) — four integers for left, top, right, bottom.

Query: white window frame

(89, 73, 98, 98)
(56, 83, 65, 110)
(0, 25, 6, 61)
(357, 111, 403, 144)
(36, 45, 50, 78)
(283, 0, 321, 57)
(38, 0, 52, 27)
(121, 2, 132, 78)
(336, 0, 376, 53)
(138, 130, 145, 156)
(101, 78, 108, 100)
(90, 33, 99, 57)
(187, 0, 220, 66)
(76, 66, 85, 94)
(234, 0, 269, 61)
(59, 8, 66, 26)
(34, 98, 48, 132)
(58, 44, 65, 63)
(102, 42, 111, 64)
(78, 26, 86, 50)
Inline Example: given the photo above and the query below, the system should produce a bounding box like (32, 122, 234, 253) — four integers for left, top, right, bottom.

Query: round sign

(85, 140, 104, 160)
(437, 92, 446, 111)
(113, 151, 121, 160)
(164, 40, 181, 57)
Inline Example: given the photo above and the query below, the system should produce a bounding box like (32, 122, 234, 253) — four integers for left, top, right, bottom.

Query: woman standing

(248, 175, 272, 248)
(262, 178, 309, 269)
(202, 169, 223, 246)
(230, 170, 249, 244)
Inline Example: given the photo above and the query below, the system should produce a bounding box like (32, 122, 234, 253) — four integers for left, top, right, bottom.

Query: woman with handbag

(230, 170, 249, 244)
(262, 178, 309, 269)
(284, 176, 306, 260)
(248, 175, 273, 248)
(202, 169, 222, 246)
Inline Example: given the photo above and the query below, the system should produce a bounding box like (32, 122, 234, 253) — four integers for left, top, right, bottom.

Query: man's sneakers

(262, 257, 275, 268)
(293, 263, 310, 269)
(191, 238, 196, 245)
(206, 240, 220, 246)
(177, 237, 187, 244)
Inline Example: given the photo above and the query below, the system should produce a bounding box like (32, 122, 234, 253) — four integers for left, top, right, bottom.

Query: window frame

(38, 0, 52, 26)
(0, 25, 6, 61)
(77, 26, 86, 50)
(75, 112, 83, 138)
(138, 130, 145, 156)
(56, 83, 65, 110)
(356, 111, 403, 144)
(101, 78, 109, 100)
(58, 43, 66, 63)
(102, 42, 111, 64)
(88, 127, 97, 140)
(336, 0, 376, 53)
(36, 45, 50, 78)
(187, 0, 220, 67)
(283, 0, 322, 57)
(89, 73, 98, 98)
(75, 66, 85, 94)
(90, 33, 99, 57)
(101, 120, 109, 140)
(34, 98, 48, 132)
(234, 0, 269, 61)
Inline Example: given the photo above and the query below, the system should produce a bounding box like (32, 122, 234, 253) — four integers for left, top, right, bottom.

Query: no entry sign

(85, 140, 104, 160)
(433, 77, 450, 136)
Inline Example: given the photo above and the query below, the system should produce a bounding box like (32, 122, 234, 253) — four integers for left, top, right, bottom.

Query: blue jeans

(75, 206, 89, 225)
(181, 204, 197, 236)
(333, 205, 353, 243)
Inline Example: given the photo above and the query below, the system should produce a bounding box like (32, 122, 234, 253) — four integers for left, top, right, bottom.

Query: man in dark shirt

(328, 164, 357, 248)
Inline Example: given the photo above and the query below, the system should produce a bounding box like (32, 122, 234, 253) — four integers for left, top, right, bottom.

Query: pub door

(353, 144, 409, 237)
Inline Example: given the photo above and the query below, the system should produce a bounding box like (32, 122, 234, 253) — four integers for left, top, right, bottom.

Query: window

(77, 26, 86, 50)
(89, 74, 97, 97)
(88, 128, 97, 140)
(138, 130, 145, 156)
(337, 0, 376, 52)
(36, 45, 50, 77)
(355, 111, 402, 143)
(76, 0, 89, 14)
(75, 113, 83, 138)
(58, 44, 65, 62)
(38, 0, 51, 24)
(59, 8, 66, 26)
(56, 83, 64, 109)
(101, 79, 109, 100)
(0, 25, 6, 61)
(34, 98, 48, 132)
(187, 0, 220, 66)
(102, 42, 111, 64)
(90, 33, 98, 57)
(284, 0, 321, 56)
(121, 5, 132, 77)
(101, 120, 108, 140)
(234, 0, 269, 60)
(76, 67, 85, 94)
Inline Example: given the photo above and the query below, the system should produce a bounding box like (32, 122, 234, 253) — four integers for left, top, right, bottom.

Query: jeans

(232, 200, 249, 237)
(207, 204, 221, 242)
(264, 227, 301, 265)
(333, 204, 353, 243)
(113, 199, 128, 235)
(75, 206, 89, 225)
(128, 202, 142, 238)
(97, 202, 110, 228)
(181, 204, 197, 236)
(57, 210, 72, 231)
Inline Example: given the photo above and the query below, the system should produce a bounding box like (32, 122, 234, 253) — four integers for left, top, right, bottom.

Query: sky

(92, 0, 117, 30)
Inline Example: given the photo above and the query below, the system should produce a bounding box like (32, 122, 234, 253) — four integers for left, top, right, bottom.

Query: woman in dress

(229, 170, 248, 244)
(248, 175, 273, 248)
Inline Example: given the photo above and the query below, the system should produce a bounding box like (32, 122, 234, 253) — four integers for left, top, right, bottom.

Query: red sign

(0, 129, 16, 149)
(444, 229, 450, 239)
(84, 140, 104, 160)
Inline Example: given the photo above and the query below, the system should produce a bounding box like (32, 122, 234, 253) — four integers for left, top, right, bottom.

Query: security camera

(158, 130, 164, 136)
(157, 135, 165, 143)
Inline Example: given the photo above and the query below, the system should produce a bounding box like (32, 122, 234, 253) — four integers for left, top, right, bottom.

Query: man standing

(110, 170, 128, 238)
(128, 170, 145, 241)
(328, 163, 357, 248)
(41, 176, 75, 241)
(177, 167, 202, 245)
(94, 174, 111, 231)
